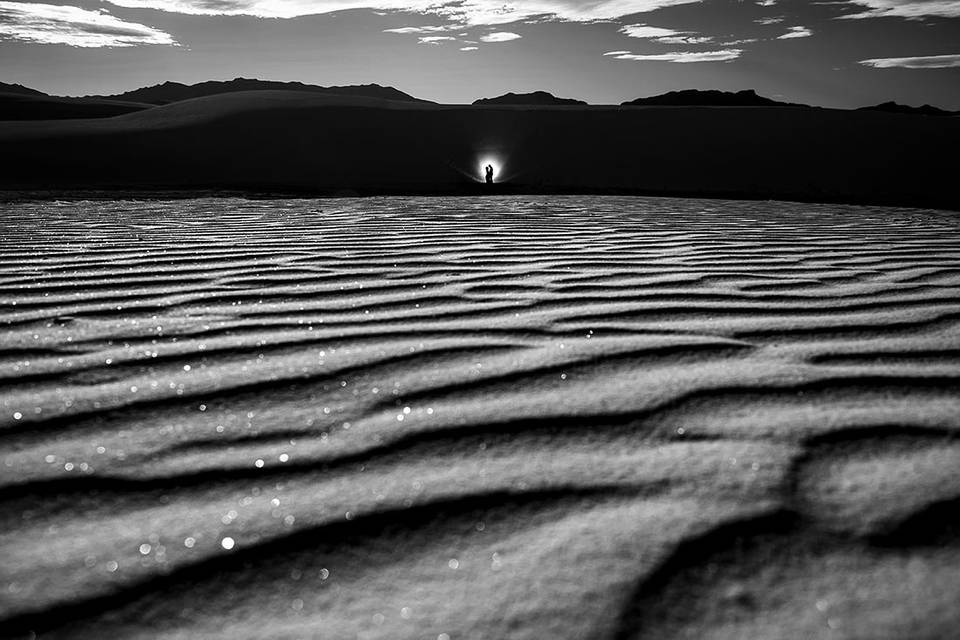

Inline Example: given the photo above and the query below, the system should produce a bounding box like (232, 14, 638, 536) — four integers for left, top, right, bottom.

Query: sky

(1, 0, 959, 108)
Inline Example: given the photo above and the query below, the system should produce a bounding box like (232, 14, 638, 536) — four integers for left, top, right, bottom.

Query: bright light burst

(477, 157, 502, 182)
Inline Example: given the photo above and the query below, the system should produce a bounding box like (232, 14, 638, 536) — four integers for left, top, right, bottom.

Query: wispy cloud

(104, 0, 705, 24)
(859, 53, 960, 68)
(620, 23, 712, 44)
(754, 16, 784, 24)
(0, 1, 175, 46)
(480, 31, 521, 42)
(418, 35, 455, 43)
(839, 0, 960, 19)
(460, 45, 478, 50)
(777, 25, 812, 38)
(620, 24, 681, 39)
(383, 25, 448, 33)
(606, 48, 743, 62)
(656, 35, 712, 44)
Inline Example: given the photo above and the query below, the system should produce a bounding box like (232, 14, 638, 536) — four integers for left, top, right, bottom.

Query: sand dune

(0, 93, 151, 121)
(0, 196, 959, 639)
(1, 90, 958, 209)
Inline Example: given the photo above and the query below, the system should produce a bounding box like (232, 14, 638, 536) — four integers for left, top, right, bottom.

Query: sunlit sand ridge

(1, 196, 959, 639)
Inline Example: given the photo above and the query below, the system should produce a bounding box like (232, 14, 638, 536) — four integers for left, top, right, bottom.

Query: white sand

(0, 196, 958, 639)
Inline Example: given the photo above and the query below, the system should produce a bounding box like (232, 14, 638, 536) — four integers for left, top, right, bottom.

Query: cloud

(0, 1, 175, 46)
(620, 23, 711, 44)
(460, 45, 477, 50)
(777, 25, 812, 38)
(859, 53, 960, 67)
(383, 25, 449, 33)
(754, 15, 783, 24)
(418, 34, 455, 43)
(620, 24, 680, 38)
(480, 31, 521, 41)
(607, 48, 743, 62)
(656, 34, 712, 43)
(103, 0, 705, 25)
(839, 0, 960, 19)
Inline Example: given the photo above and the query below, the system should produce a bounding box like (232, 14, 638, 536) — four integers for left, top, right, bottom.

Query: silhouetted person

(485, 165, 494, 184)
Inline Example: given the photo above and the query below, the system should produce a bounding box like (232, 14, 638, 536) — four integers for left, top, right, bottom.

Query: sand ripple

(1, 196, 958, 639)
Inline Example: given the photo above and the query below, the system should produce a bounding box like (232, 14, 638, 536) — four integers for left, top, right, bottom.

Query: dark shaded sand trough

(0, 196, 959, 639)
(1, 90, 959, 209)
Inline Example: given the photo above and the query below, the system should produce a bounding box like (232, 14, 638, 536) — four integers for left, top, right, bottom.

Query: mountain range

(1, 81, 956, 120)
(621, 89, 809, 108)
(84, 78, 430, 105)
(473, 91, 587, 106)
(857, 101, 958, 117)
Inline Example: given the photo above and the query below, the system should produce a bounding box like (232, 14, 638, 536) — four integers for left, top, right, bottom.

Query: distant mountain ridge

(473, 91, 587, 106)
(0, 82, 46, 96)
(3, 80, 959, 117)
(857, 101, 957, 117)
(86, 78, 432, 105)
(622, 89, 808, 108)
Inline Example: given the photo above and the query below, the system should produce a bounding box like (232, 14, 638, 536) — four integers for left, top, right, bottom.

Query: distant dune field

(1, 196, 959, 639)
(1, 90, 958, 208)
(0, 93, 151, 121)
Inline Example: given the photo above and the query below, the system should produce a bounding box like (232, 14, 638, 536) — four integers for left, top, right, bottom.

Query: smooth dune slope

(0, 93, 152, 121)
(0, 196, 959, 639)
(0, 90, 957, 208)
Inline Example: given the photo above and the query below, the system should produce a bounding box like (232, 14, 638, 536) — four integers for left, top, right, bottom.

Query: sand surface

(1, 196, 959, 639)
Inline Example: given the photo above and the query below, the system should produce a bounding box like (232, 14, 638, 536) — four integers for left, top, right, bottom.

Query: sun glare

(478, 157, 501, 182)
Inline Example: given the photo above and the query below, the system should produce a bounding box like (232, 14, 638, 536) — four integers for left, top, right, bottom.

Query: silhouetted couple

(485, 165, 494, 184)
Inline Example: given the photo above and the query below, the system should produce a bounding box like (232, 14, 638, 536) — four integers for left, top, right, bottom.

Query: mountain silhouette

(86, 78, 431, 105)
(0, 82, 46, 96)
(622, 89, 807, 108)
(473, 91, 587, 106)
(857, 101, 957, 117)
(3, 79, 957, 129)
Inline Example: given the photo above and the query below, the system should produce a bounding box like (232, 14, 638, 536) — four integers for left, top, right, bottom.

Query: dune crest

(1, 91, 956, 209)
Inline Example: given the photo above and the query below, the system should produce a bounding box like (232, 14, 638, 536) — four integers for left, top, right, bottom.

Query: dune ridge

(0, 196, 959, 638)
(1, 90, 957, 209)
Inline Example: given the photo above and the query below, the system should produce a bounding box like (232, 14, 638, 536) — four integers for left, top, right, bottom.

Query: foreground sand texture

(1, 196, 959, 639)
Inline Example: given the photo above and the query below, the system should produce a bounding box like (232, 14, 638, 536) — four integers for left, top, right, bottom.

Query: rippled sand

(1, 196, 959, 639)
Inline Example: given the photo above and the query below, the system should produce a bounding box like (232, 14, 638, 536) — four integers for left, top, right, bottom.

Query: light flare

(477, 156, 502, 182)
